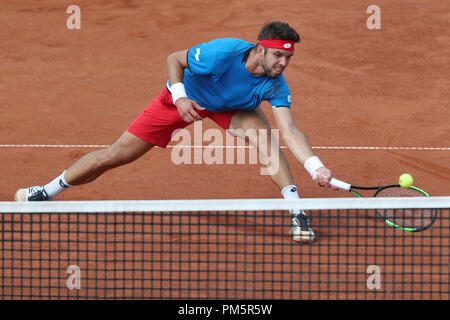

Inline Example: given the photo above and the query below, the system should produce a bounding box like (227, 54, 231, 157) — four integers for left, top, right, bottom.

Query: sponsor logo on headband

(259, 39, 295, 51)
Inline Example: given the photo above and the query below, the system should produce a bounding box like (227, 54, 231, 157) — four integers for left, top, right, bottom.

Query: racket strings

(375, 187, 433, 229)
(376, 186, 422, 197)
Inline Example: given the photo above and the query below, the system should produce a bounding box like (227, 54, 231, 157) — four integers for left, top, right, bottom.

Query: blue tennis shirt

(167, 38, 292, 113)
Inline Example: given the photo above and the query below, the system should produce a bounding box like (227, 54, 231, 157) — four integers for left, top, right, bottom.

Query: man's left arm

(272, 106, 334, 187)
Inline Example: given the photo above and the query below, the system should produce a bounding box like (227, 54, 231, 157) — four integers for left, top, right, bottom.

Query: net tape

(1, 196, 449, 213)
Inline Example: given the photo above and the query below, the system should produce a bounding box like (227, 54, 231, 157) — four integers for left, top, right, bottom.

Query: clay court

(0, 0, 449, 300)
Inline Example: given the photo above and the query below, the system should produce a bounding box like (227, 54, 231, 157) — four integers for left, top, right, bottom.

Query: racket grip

(330, 178, 351, 191)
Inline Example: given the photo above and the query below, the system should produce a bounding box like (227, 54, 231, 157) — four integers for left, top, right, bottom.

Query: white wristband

(170, 82, 187, 104)
(304, 156, 325, 178)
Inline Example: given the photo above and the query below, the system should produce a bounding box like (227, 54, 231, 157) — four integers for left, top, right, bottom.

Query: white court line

(0, 144, 448, 150)
(0, 144, 109, 148)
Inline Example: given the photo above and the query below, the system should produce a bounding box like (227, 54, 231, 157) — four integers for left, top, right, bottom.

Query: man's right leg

(65, 131, 153, 185)
(15, 131, 154, 201)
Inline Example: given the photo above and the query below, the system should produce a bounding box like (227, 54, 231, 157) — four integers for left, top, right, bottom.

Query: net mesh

(0, 197, 449, 300)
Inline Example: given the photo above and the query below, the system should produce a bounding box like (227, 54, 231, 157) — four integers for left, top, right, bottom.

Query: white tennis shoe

(289, 211, 315, 243)
(14, 186, 49, 202)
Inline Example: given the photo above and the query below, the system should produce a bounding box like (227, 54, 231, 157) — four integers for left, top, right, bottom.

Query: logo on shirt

(195, 48, 201, 61)
(287, 95, 291, 103)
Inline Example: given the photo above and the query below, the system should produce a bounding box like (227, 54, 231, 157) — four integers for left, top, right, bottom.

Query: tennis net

(0, 197, 449, 300)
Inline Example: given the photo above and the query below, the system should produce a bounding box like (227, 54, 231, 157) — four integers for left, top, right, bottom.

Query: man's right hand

(175, 97, 206, 123)
(313, 167, 338, 189)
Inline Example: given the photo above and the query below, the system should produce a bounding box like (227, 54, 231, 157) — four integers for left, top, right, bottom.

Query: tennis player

(15, 21, 334, 242)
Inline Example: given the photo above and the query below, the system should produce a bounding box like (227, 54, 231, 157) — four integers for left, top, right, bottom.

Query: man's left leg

(226, 108, 315, 243)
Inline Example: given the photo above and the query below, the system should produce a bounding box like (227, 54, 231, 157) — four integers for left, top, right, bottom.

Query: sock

(43, 170, 73, 200)
(281, 185, 304, 217)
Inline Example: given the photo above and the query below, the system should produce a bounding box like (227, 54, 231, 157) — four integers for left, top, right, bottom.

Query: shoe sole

(14, 188, 28, 202)
(291, 229, 316, 243)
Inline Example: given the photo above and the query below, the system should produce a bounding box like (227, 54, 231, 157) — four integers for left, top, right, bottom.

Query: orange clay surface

(0, 0, 448, 300)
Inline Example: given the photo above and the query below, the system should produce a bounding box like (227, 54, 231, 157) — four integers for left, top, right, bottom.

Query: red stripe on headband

(259, 39, 295, 51)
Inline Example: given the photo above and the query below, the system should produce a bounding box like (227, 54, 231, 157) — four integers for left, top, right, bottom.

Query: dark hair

(257, 21, 300, 43)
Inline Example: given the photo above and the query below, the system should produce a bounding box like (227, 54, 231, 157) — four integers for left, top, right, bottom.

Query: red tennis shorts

(127, 88, 236, 148)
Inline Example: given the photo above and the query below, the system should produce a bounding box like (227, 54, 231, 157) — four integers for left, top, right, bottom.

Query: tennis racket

(330, 178, 437, 232)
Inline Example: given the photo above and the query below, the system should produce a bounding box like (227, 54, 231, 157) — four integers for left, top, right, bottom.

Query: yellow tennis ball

(399, 173, 414, 188)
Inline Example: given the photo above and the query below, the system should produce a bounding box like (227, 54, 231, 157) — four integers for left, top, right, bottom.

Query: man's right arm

(272, 106, 334, 188)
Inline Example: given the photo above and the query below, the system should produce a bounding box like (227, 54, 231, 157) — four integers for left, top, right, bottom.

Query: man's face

(259, 47, 294, 78)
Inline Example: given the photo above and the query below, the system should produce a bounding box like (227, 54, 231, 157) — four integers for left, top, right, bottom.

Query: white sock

(281, 185, 305, 217)
(43, 170, 73, 200)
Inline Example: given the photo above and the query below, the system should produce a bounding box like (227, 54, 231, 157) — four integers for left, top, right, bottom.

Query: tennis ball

(399, 173, 414, 188)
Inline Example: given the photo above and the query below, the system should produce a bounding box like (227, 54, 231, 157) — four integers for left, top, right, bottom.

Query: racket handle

(330, 178, 351, 191)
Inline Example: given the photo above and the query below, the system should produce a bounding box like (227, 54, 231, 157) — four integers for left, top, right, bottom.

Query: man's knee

(100, 131, 152, 169)
(100, 146, 135, 168)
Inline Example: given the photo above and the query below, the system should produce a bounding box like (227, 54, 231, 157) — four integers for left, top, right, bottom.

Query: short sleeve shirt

(167, 38, 292, 112)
